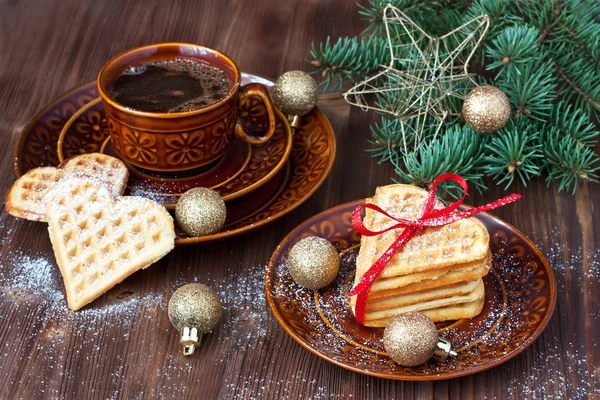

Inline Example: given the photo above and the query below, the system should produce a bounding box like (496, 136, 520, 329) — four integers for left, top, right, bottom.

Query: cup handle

(235, 83, 276, 144)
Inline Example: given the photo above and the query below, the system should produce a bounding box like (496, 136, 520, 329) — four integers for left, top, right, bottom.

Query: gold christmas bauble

(271, 71, 319, 117)
(168, 283, 223, 356)
(462, 85, 511, 134)
(168, 283, 222, 334)
(383, 312, 438, 367)
(175, 187, 226, 236)
(287, 236, 340, 289)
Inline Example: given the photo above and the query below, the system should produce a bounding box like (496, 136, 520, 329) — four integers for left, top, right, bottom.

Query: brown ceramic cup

(97, 43, 276, 173)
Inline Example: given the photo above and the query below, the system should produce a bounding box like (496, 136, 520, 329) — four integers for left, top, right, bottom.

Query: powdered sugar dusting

(267, 229, 599, 398)
(1, 251, 61, 303)
(0, 220, 598, 398)
(0, 246, 276, 398)
(500, 234, 600, 399)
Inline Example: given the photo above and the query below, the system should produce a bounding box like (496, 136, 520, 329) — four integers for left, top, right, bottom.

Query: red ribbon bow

(349, 173, 522, 325)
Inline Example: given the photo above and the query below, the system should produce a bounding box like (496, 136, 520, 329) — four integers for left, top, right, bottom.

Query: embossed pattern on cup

(106, 111, 235, 170)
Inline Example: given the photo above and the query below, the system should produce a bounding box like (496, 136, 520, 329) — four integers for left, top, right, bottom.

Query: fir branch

(394, 125, 488, 198)
(546, 52, 600, 116)
(515, 0, 561, 39)
(463, 0, 521, 38)
(547, 102, 599, 147)
(427, 7, 468, 36)
(554, 21, 600, 68)
(462, 0, 524, 63)
(358, 0, 438, 36)
(307, 0, 600, 196)
(309, 36, 390, 90)
(553, 0, 600, 68)
(496, 59, 557, 120)
(368, 117, 412, 164)
(368, 113, 446, 162)
(357, 0, 466, 37)
(541, 127, 600, 194)
(520, 0, 600, 116)
(486, 25, 541, 75)
(482, 119, 543, 189)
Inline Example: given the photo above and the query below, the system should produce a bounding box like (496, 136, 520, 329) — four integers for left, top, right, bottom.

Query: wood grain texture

(0, 0, 598, 399)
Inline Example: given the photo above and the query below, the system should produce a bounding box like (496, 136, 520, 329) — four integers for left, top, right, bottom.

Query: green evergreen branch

(368, 117, 411, 164)
(482, 119, 543, 189)
(357, 0, 466, 36)
(368, 120, 405, 162)
(358, 0, 435, 36)
(496, 59, 557, 120)
(394, 125, 488, 198)
(427, 7, 468, 36)
(486, 25, 540, 75)
(307, 0, 600, 195)
(464, 0, 523, 40)
(520, 0, 600, 116)
(462, 0, 524, 63)
(368, 114, 446, 163)
(552, 0, 600, 68)
(309, 36, 390, 90)
(546, 53, 600, 117)
(516, 0, 561, 39)
(541, 127, 600, 194)
(547, 102, 599, 147)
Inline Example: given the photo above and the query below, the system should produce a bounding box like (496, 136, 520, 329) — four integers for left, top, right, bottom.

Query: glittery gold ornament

(175, 187, 226, 236)
(383, 312, 456, 367)
(272, 71, 318, 128)
(462, 85, 511, 134)
(287, 236, 340, 289)
(168, 283, 222, 356)
(344, 6, 490, 153)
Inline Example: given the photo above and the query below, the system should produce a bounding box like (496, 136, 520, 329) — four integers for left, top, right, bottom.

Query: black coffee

(108, 58, 231, 113)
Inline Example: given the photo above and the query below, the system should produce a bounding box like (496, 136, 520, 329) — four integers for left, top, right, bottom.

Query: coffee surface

(108, 59, 231, 113)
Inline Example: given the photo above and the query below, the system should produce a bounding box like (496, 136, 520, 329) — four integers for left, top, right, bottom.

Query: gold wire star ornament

(344, 5, 489, 155)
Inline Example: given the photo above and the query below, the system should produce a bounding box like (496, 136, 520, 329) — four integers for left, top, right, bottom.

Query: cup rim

(97, 42, 241, 119)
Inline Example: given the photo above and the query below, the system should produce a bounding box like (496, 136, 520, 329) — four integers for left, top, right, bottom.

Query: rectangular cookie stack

(351, 184, 490, 327)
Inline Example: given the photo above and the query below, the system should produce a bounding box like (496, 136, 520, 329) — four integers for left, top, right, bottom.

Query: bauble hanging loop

(433, 336, 455, 362)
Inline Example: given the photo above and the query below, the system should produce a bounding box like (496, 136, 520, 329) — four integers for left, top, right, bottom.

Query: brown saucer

(57, 96, 292, 208)
(266, 200, 557, 380)
(13, 73, 336, 245)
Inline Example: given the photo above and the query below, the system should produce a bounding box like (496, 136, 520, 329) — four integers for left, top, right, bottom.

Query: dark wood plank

(0, 0, 598, 399)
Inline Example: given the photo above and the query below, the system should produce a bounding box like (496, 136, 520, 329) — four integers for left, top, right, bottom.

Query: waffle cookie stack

(351, 184, 491, 328)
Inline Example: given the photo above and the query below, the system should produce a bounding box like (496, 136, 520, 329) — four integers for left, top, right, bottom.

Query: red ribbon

(349, 173, 522, 325)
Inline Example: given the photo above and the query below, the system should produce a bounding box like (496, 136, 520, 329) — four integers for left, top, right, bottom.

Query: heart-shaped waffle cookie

(6, 153, 128, 222)
(44, 175, 175, 310)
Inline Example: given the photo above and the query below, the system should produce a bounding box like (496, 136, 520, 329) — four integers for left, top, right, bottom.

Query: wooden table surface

(0, 1, 598, 399)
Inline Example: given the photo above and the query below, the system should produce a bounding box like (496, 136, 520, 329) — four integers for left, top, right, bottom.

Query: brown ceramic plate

(57, 97, 292, 207)
(12, 74, 336, 245)
(266, 200, 557, 380)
